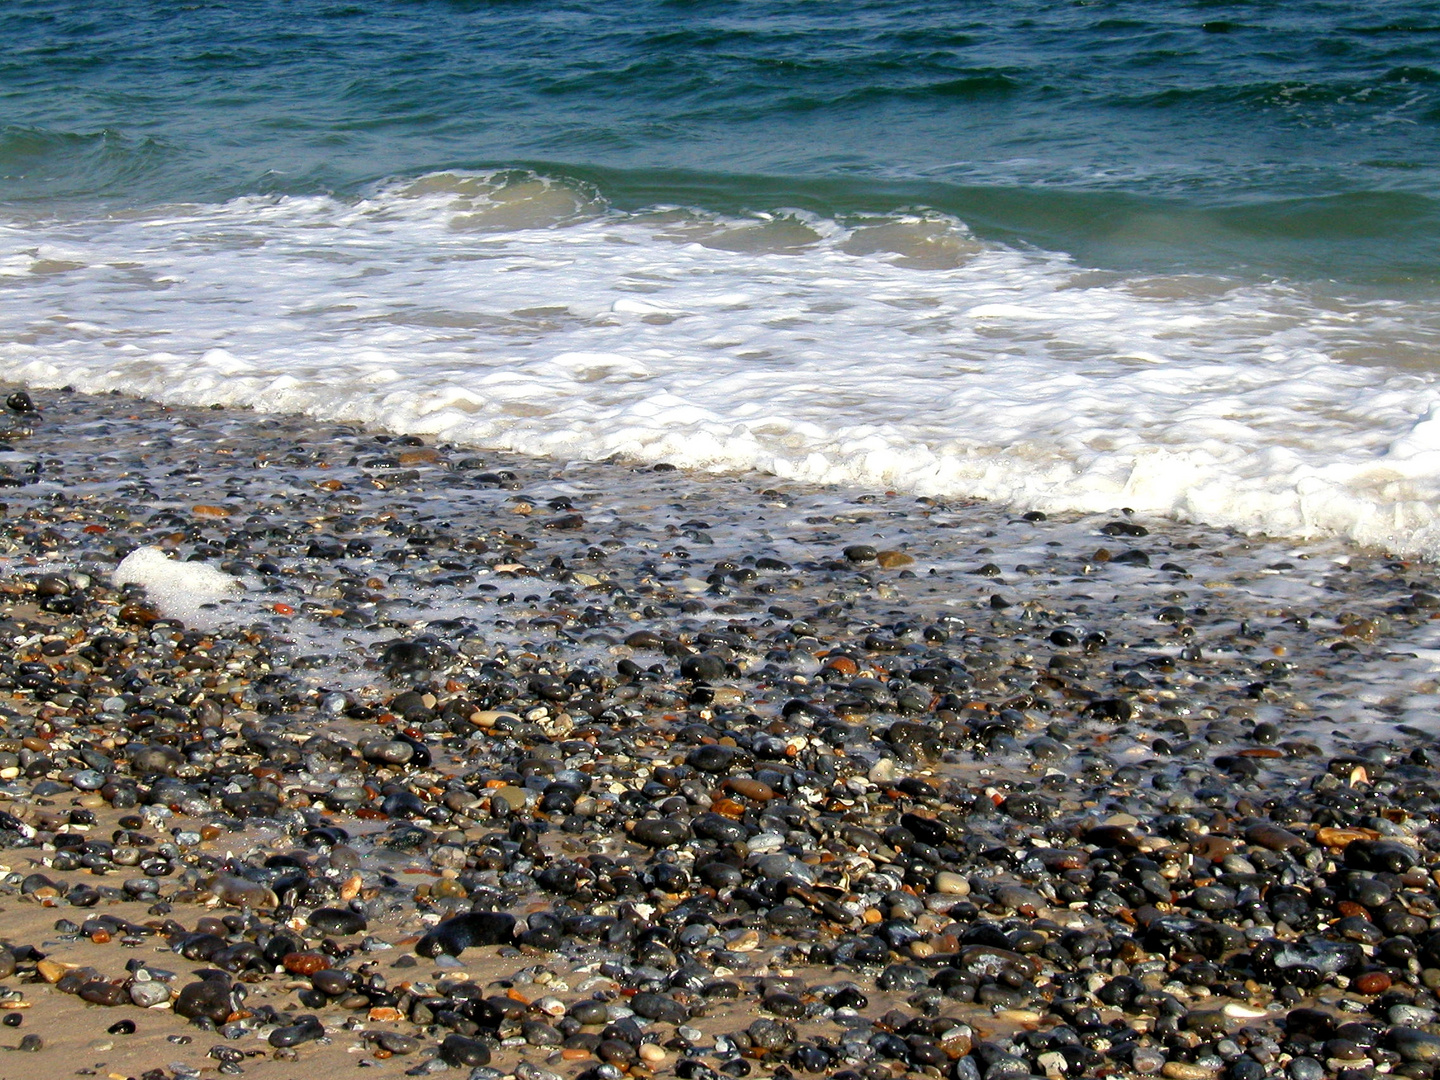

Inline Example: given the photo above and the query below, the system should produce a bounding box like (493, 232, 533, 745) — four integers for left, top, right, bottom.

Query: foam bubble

(113, 547, 243, 626)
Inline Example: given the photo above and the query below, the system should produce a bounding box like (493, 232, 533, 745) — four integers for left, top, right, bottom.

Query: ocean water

(1, 1, 1439, 553)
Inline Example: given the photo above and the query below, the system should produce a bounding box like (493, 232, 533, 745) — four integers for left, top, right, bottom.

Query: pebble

(933, 870, 970, 895)
(1131, 1048, 1167, 1074)
(1162, 1063, 1219, 1080)
(439, 1034, 490, 1067)
(1388, 1028, 1440, 1063)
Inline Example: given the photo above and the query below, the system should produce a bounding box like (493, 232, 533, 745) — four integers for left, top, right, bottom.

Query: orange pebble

(281, 952, 330, 976)
(711, 797, 746, 819)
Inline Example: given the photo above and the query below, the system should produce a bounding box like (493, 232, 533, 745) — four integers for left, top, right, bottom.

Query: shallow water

(6, 389, 1440, 753)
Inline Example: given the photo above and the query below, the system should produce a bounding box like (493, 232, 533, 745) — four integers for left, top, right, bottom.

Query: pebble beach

(0, 387, 1434, 1080)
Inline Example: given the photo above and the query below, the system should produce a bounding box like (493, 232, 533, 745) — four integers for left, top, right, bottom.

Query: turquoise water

(2, 0, 1437, 282)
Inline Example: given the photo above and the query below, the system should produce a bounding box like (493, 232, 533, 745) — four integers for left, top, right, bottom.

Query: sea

(1, 1, 1439, 556)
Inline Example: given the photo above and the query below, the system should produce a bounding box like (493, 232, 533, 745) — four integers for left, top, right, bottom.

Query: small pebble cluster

(0, 389, 1435, 1080)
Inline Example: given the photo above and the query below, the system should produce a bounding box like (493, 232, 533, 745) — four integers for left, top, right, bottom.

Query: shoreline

(0, 386, 1436, 1080)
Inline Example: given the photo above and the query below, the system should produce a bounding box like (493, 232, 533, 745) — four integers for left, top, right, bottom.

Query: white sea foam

(3, 171, 1440, 555)
(113, 547, 243, 626)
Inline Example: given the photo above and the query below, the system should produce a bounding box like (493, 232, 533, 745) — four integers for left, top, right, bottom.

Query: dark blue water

(1, 0, 1437, 282)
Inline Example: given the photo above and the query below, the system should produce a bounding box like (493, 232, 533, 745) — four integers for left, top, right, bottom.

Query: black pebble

(415, 911, 516, 957)
(439, 1034, 491, 1067)
(308, 907, 367, 935)
(268, 1015, 324, 1048)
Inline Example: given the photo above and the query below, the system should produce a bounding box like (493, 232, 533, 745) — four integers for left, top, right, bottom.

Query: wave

(0, 136, 1435, 286)
(0, 168, 1439, 558)
(523, 163, 1440, 284)
(0, 126, 180, 204)
(1124, 78, 1438, 115)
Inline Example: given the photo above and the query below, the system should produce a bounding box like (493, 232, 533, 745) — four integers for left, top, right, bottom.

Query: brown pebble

(725, 778, 774, 801)
(1245, 823, 1306, 851)
(876, 550, 914, 568)
(1190, 836, 1237, 861)
(1317, 826, 1376, 849)
(281, 952, 330, 976)
(36, 959, 73, 984)
(1355, 971, 1391, 994)
(1162, 1063, 1219, 1080)
(78, 980, 128, 1007)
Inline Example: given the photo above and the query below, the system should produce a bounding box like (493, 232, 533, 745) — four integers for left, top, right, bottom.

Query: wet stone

(309, 907, 367, 935)
(174, 981, 233, 1024)
(78, 980, 128, 1006)
(747, 1018, 792, 1051)
(630, 992, 688, 1023)
(1388, 1028, 1440, 1063)
(416, 912, 516, 957)
(269, 1015, 324, 1048)
(762, 992, 806, 1018)
(597, 1039, 637, 1065)
(568, 1000, 608, 1025)
(631, 818, 690, 848)
(373, 1032, 421, 1054)
(439, 1034, 491, 1066)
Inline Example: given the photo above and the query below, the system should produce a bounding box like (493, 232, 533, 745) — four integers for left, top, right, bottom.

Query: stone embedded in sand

(308, 908, 367, 936)
(36, 959, 73, 984)
(128, 981, 171, 1008)
(174, 980, 233, 1024)
(439, 1034, 491, 1067)
(206, 874, 278, 908)
(78, 980, 127, 1006)
(269, 1015, 325, 1048)
(415, 912, 516, 957)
